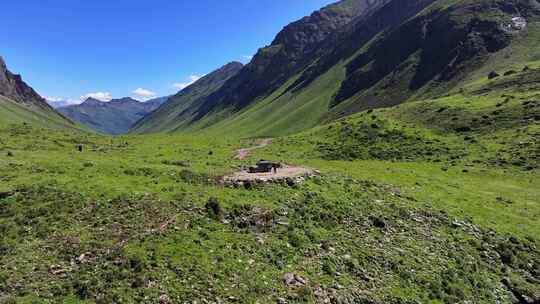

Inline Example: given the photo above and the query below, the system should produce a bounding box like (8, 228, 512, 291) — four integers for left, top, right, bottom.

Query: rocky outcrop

(0, 56, 52, 110)
(194, 0, 389, 117)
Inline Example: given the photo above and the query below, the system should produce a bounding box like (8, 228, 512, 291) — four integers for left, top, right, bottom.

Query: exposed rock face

(0, 56, 52, 110)
(194, 0, 389, 116)
(134, 0, 540, 136)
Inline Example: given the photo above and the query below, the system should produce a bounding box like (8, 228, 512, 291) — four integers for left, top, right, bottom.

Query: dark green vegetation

(1, 0, 540, 303)
(59, 97, 167, 135)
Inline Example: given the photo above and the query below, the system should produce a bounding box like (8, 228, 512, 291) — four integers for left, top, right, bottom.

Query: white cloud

(44, 96, 63, 102)
(132, 88, 157, 101)
(80, 92, 113, 102)
(243, 55, 253, 61)
(43, 96, 81, 107)
(173, 75, 203, 90)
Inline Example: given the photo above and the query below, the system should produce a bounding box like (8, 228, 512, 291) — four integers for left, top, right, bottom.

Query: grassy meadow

(1, 71, 539, 303)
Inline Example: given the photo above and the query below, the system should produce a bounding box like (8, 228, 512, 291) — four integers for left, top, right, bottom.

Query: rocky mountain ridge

(59, 97, 166, 135)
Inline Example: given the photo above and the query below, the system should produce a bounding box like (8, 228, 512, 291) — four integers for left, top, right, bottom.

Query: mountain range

(1, 0, 540, 302)
(58, 96, 167, 135)
(2, 0, 539, 138)
(131, 0, 540, 137)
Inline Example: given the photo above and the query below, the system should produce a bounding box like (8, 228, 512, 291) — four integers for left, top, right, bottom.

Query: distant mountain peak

(81, 97, 104, 106)
(110, 97, 140, 104)
(60, 96, 166, 135)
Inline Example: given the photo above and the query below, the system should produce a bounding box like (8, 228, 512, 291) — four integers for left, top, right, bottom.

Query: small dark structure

(488, 71, 500, 79)
(249, 160, 280, 173)
(77, 145, 83, 152)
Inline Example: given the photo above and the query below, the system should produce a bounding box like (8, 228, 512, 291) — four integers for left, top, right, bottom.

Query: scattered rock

(504, 70, 517, 76)
(6, 151, 13, 157)
(49, 265, 68, 275)
(283, 272, 309, 288)
(159, 294, 170, 304)
(451, 220, 463, 228)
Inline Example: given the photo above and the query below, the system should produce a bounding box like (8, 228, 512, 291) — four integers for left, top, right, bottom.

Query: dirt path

(235, 138, 273, 160)
(226, 138, 316, 184)
(224, 165, 314, 183)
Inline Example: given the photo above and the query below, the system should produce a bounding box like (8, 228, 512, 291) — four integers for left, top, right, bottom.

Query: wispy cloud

(242, 55, 253, 61)
(80, 92, 113, 102)
(44, 96, 64, 102)
(44, 96, 81, 107)
(173, 75, 203, 90)
(132, 88, 157, 101)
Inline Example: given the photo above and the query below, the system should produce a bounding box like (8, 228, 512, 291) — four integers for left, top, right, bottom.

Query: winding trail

(235, 138, 273, 160)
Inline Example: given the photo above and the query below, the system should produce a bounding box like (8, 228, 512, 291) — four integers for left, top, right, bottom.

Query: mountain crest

(0, 56, 57, 111)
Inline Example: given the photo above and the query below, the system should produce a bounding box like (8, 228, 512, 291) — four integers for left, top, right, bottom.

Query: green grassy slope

(1, 106, 538, 302)
(194, 62, 347, 138)
(0, 96, 79, 130)
(140, 0, 540, 139)
(130, 62, 243, 134)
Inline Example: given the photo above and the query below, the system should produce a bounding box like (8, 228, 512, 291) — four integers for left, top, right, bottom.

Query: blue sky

(0, 0, 335, 104)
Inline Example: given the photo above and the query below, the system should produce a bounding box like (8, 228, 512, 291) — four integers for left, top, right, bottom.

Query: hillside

(130, 62, 244, 134)
(1, 64, 538, 301)
(59, 97, 166, 135)
(133, 0, 540, 137)
(0, 56, 74, 129)
(1, 0, 539, 302)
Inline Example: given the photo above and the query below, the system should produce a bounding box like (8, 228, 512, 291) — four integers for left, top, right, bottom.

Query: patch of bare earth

(234, 138, 273, 160)
(226, 139, 317, 185)
(224, 165, 314, 183)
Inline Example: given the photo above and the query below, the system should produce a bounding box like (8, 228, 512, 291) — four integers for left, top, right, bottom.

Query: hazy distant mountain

(59, 97, 166, 135)
(47, 99, 74, 109)
(143, 96, 170, 109)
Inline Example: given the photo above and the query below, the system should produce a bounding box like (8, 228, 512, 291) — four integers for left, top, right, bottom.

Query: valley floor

(0, 117, 538, 303)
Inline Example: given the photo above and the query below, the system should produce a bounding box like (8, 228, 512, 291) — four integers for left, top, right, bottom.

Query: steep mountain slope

(59, 97, 165, 135)
(130, 62, 243, 134)
(0, 56, 75, 129)
(134, 0, 540, 137)
(132, 0, 387, 134)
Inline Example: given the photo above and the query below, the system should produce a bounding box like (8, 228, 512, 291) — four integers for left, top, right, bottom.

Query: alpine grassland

(1, 0, 540, 303)
(1, 64, 539, 303)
